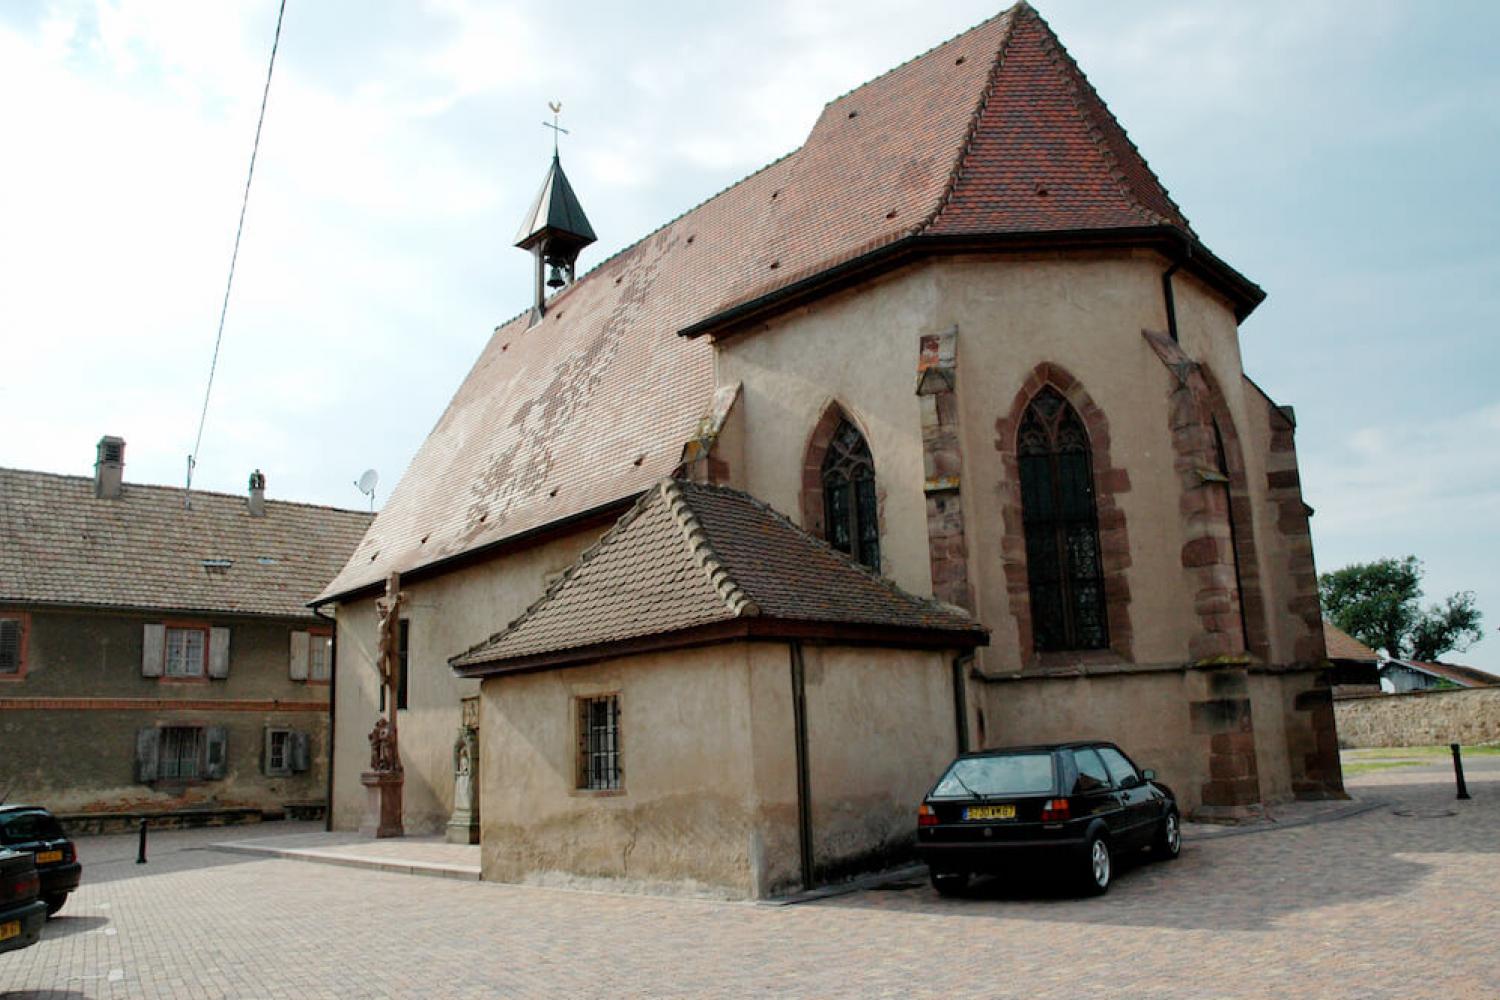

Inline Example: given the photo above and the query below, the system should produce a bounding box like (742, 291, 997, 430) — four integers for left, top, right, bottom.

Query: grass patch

(1343, 745, 1500, 760)
(1341, 760, 1427, 777)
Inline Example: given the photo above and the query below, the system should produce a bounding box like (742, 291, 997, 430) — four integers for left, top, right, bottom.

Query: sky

(2, 0, 1496, 670)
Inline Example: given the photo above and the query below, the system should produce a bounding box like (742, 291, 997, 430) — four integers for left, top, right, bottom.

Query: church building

(315, 3, 1344, 897)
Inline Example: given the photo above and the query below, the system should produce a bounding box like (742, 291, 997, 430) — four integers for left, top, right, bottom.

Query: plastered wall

(0, 607, 328, 815)
(330, 526, 602, 833)
(477, 641, 959, 898)
(717, 252, 1266, 673)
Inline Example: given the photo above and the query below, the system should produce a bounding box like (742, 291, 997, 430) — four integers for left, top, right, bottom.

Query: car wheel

(930, 871, 968, 897)
(1153, 810, 1182, 861)
(1081, 834, 1112, 896)
(44, 893, 68, 918)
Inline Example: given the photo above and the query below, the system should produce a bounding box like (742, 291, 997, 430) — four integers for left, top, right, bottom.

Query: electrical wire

(185, 0, 288, 505)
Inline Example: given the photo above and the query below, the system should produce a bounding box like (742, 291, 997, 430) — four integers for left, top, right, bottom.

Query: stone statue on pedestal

(446, 705, 480, 844)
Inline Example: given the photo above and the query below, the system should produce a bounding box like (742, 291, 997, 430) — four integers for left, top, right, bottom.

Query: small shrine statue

(368, 717, 397, 773)
(452, 733, 473, 814)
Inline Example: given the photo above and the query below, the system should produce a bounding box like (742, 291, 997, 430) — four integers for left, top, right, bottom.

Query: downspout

(788, 641, 814, 891)
(1161, 239, 1190, 343)
(313, 604, 337, 832)
(951, 653, 973, 755)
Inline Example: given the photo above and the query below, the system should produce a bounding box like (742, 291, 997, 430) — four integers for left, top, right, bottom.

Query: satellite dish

(354, 469, 378, 511)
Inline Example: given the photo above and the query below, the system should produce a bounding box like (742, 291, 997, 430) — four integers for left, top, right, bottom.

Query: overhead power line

(185, 0, 288, 507)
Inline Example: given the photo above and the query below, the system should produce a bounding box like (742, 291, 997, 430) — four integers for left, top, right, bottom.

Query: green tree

(1319, 556, 1483, 662)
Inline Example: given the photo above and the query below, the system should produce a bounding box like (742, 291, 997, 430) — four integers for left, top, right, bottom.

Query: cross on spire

(543, 100, 568, 155)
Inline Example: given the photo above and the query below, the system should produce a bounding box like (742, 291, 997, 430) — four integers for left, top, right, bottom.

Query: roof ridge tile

(448, 483, 664, 664)
(1025, 6, 1191, 233)
(658, 479, 760, 618)
(917, 8, 1022, 234)
(676, 480, 976, 623)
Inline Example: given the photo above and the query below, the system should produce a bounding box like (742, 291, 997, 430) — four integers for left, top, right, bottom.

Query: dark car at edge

(916, 741, 1181, 896)
(0, 806, 81, 917)
(0, 850, 47, 954)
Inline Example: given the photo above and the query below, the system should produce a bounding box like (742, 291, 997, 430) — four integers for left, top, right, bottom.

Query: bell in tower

(515, 103, 596, 325)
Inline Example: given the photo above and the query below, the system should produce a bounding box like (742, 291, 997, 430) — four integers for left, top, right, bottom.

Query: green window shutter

(141, 624, 165, 677)
(208, 627, 231, 679)
(288, 630, 309, 681)
(205, 726, 229, 779)
(135, 727, 160, 782)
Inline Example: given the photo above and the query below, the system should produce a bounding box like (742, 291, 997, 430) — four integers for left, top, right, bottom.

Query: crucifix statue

(371, 571, 406, 772)
(361, 572, 406, 837)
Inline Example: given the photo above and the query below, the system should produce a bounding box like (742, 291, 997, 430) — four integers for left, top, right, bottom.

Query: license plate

(36, 850, 62, 864)
(0, 920, 19, 942)
(964, 804, 1016, 821)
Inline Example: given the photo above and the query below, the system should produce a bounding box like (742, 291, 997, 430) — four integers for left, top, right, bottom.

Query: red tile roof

(321, 3, 1239, 603)
(1, 468, 370, 619)
(1323, 621, 1380, 663)
(452, 480, 986, 674)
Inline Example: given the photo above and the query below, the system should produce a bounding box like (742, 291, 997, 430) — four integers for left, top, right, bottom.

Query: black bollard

(1451, 743, 1471, 801)
(136, 817, 148, 864)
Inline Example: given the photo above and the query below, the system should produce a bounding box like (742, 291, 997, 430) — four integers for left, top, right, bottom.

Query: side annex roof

(451, 480, 987, 676)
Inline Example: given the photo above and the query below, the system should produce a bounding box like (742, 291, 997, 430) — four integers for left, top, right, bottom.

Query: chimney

(247, 469, 266, 517)
(94, 436, 125, 499)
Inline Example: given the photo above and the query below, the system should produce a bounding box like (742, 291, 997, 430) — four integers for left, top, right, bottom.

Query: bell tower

(515, 104, 596, 325)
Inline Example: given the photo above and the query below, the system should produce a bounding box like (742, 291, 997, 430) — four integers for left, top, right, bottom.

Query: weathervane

(543, 100, 568, 154)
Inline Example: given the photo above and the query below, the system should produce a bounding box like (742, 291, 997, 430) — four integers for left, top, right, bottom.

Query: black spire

(515, 151, 596, 323)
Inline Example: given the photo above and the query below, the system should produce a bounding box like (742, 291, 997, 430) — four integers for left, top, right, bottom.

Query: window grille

(0, 618, 20, 674)
(165, 627, 207, 677)
(577, 695, 621, 791)
(1018, 387, 1108, 651)
(821, 418, 880, 571)
(158, 727, 205, 780)
(266, 729, 292, 776)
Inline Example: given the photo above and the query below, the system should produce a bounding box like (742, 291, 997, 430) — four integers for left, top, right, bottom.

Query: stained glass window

(821, 418, 880, 571)
(1018, 388, 1108, 651)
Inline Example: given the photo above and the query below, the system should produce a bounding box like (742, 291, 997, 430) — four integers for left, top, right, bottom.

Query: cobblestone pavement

(3, 759, 1496, 999)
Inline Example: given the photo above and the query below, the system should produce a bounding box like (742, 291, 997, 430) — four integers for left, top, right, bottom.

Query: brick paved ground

(3, 756, 1496, 999)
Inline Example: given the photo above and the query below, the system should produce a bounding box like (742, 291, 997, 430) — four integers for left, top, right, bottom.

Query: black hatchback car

(0, 806, 80, 917)
(916, 741, 1180, 896)
(0, 850, 47, 953)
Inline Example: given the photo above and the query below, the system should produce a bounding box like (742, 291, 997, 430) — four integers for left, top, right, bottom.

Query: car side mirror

(1142, 769, 1156, 781)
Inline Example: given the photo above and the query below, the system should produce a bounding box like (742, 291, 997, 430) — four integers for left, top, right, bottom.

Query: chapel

(315, 2, 1344, 897)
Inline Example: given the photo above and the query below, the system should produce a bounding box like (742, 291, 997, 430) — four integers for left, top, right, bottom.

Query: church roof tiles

(319, 2, 1256, 604)
(451, 480, 986, 675)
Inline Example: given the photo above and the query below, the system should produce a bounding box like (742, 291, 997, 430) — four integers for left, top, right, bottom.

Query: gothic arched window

(821, 418, 880, 571)
(1018, 387, 1108, 651)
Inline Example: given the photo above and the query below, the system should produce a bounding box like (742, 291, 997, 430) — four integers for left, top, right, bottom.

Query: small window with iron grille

(265, 728, 293, 777)
(576, 695, 621, 791)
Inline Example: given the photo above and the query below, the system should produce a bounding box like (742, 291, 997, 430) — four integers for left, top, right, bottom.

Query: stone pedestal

(360, 770, 404, 838)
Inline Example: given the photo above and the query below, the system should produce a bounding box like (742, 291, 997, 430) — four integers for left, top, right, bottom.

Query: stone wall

(1334, 688, 1500, 748)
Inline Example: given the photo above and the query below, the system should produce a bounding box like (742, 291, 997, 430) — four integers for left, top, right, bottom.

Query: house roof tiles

(1391, 659, 1499, 689)
(0, 467, 370, 620)
(321, 3, 1239, 603)
(452, 480, 986, 673)
(1322, 621, 1380, 664)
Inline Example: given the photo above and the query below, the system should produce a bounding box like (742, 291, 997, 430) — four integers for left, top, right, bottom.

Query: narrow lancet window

(1018, 387, 1108, 651)
(821, 418, 880, 571)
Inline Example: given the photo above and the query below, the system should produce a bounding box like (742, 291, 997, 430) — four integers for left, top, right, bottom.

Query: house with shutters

(316, 2, 1347, 896)
(0, 440, 369, 829)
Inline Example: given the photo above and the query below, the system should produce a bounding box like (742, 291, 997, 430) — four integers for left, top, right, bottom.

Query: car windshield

(0, 811, 65, 844)
(930, 753, 1056, 799)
